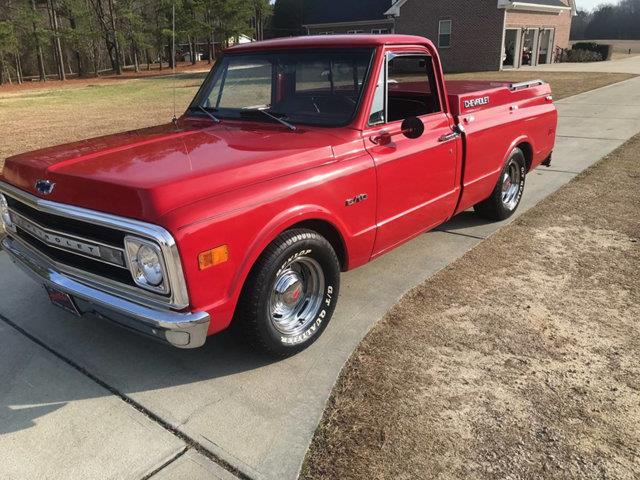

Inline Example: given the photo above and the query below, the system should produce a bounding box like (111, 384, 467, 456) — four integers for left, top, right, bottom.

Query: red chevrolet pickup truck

(0, 35, 556, 356)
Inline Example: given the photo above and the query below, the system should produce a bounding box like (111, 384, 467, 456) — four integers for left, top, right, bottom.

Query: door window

(369, 54, 442, 125)
(369, 65, 387, 125)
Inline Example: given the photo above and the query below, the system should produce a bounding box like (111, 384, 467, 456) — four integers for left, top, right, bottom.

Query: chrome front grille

(5, 193, 126, 245)
(10, 210, 128, 268)
(0, 181, 190, 310)
(6, 196, 139, 289)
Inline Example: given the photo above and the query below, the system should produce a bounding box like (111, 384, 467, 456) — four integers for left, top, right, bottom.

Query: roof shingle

(302, 0, 570, 27)
(510, 0, 570, 7)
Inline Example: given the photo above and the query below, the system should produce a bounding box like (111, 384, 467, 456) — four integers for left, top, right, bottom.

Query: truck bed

(444, 79, 557, 215)
(446, 79, 552, 118)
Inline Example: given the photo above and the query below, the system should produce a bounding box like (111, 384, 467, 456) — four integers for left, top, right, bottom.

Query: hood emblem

(35, 180, 56, 196)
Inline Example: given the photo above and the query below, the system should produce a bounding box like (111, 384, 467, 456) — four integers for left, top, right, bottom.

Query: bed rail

(509, 79, 545, 91)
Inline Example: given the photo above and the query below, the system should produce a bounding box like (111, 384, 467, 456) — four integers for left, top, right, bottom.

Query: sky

(576, 0, 622, 11)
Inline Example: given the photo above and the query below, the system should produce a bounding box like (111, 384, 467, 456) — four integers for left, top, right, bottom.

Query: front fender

(161, 152, 377, 334)
(229, 205, 351, 298)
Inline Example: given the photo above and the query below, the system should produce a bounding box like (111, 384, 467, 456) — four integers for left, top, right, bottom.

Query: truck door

(364, 52, 460, 256)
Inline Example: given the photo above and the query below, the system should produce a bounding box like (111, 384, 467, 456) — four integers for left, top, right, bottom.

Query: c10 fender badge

(345, 193, 368, 207)
(35, 180, 56, 195)
(464, 96, 490, 109)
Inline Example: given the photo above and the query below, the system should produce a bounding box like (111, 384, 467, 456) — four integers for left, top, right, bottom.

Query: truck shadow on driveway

(437, 211, 496, 236)
(0, 404, 66, 435)
(0, 277, 277, 436)
(0, 220, 482, 476)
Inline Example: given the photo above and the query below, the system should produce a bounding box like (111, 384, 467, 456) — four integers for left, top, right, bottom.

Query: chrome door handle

(370, 131, 392, 146)
(438, 132, 460, 143)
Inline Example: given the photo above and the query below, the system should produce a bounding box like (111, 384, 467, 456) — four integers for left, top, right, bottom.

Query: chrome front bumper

(1, 235, 210, 348)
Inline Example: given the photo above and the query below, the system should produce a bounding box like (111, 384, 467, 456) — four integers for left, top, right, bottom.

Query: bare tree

(31, 0, 48, 81)
(47, 0, 66, 80)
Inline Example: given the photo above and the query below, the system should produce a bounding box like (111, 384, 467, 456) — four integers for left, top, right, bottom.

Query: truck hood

(1, 119, 343, 223)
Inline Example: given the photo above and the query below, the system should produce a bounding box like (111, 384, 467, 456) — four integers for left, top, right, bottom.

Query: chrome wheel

(269, 256, 325, 336)
(501, 158, 522, 210)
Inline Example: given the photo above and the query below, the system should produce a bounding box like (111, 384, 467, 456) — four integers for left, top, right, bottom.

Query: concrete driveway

(1, 76, 639, 480)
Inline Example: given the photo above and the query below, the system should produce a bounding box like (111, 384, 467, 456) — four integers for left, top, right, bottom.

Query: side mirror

(401, 117, 424, 139)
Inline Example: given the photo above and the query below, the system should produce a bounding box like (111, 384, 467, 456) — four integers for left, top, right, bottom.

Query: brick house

(303, 0, 576, 72)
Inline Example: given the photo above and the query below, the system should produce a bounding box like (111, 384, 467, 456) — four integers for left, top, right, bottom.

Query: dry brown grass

(0, 72, 206, 170)
(302, 135, 640, 480)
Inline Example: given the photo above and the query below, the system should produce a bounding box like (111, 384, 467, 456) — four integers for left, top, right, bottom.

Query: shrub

(566, 49, 604, 62)
(572, 42, 600, 51)
(571, 42, 613, 60)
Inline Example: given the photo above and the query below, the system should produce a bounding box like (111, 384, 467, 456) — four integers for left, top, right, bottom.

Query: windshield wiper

(193, 105, 221, 124)
(243, 107, 297, 131)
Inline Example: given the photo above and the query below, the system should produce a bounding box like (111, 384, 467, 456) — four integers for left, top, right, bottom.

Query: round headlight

(137, 245, 163, 286)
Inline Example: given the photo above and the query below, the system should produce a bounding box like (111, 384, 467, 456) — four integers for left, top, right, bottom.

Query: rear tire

(474, 147, 526, 221)
(233, 229, 340, 358)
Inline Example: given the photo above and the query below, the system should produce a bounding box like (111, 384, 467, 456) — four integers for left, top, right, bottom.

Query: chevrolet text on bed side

(0, 35, 557, 356)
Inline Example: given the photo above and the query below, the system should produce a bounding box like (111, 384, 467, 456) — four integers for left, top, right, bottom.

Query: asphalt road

(1, 76, 639, 480)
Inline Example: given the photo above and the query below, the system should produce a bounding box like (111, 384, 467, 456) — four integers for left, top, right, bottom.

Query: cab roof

(226, 35, 435, 53)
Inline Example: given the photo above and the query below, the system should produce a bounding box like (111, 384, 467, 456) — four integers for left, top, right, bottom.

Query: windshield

(189, 49, 375, 127)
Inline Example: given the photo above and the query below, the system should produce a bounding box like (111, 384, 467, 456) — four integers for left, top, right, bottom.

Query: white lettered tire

(474, 147, 527, 221)
(234, 229, 340, 357)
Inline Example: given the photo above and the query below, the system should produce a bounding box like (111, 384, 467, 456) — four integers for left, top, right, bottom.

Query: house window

(371, 28, 390, 34)
(438, 20, 452, 48)
(347, 30, 364, 34)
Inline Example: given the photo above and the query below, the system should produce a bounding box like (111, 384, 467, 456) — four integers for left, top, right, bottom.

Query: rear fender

(504, 135, 534, 170)
(454, 133, 536, 215)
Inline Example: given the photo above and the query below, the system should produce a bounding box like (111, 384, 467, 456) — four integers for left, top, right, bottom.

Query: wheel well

(517, 142, 534, 172)
(290, 219, 348, 270)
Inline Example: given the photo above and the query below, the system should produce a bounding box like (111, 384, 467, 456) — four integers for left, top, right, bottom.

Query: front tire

(474, 147, 527, 221)
(234, 229, 340, 357)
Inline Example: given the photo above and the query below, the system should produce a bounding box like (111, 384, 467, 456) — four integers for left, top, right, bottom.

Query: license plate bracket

(45, 285, 81, 317)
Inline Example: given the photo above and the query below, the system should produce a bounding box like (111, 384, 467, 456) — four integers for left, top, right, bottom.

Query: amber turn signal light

(198, 245, 229, 270)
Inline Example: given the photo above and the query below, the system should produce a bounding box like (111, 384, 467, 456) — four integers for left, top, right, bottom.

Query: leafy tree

(584, 0, 640, 40)
(271, 0, 304, 37)
(59, 0, 103, 76)
(570, 10, 591, 41)
(0, 21, 19, 84)
(0, 0, 27, 83)
(253, 0, 271, 41)
(29, 0, 50, 81)
(46, 0, 66, 80)
(118, 0, 150, 71)
(0, 0, 272, 84)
